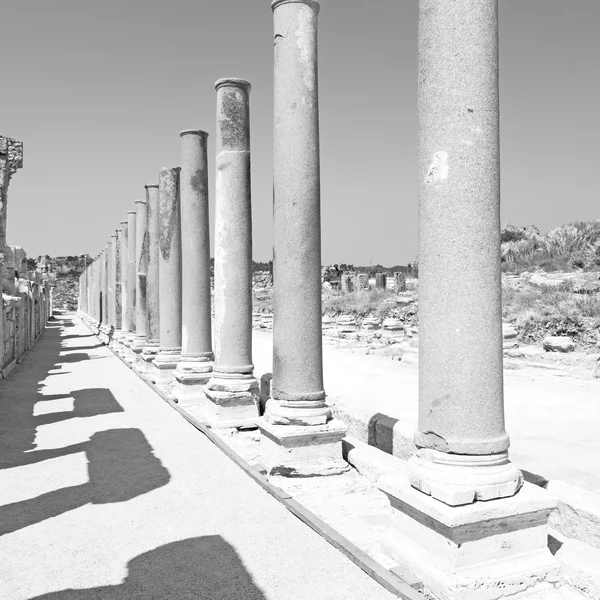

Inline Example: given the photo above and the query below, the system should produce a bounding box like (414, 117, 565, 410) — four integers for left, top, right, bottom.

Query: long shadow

(30, 536, 268, 599)
(0, 428, 170, 535)
(0, 314, 171, 536)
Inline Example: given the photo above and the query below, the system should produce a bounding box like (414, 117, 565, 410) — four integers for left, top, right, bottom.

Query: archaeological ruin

(3, 1, 600, 600)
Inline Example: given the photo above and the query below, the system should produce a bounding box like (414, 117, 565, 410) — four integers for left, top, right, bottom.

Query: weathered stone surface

(175, 130, 213, 398)
(543, 336, 575, 353)
(152, 168, 182, 392)
(205, 79, 258, 426)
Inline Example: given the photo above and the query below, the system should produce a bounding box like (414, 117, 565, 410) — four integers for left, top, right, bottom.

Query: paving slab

(0, 315, 397, 600)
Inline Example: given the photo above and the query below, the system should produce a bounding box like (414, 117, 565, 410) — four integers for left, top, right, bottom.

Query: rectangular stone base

(257, 418, 349, 477)
(377, 474, 562, 600)
(202, 387, 259, 429)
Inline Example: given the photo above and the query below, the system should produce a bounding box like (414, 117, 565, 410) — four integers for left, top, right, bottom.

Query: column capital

(180, 129, 209, 138)
(271, 0, 320, 14)
(215, 78, 251, 93)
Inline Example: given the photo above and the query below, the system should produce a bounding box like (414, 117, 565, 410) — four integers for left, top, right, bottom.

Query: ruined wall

(0, 135, 51, 376)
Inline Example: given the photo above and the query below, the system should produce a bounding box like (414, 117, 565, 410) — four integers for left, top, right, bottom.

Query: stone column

(151, 167, 182, 393)
(114, 220, 129, 352)
(109, 231, 121, 349)
(123, 210, 137, 362)
(377, 2, 558, 597)
(174, 130, 214, 406)
(103, 243, 112, 342)
(258, 0, 347, 475)
(132, 198, 148, 371)
(140, 184, 160, 378)
(99, 248, 107, 341)
(204, 79, 258, 428)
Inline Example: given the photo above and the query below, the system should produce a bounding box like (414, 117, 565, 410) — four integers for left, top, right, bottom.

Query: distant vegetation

(501, 221, 600, 273)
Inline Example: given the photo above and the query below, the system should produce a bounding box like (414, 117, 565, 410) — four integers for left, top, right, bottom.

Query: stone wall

(0, 135, 51, 376)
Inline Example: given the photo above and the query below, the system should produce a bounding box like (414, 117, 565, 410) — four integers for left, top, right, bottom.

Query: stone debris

(543, 336, 576, 353)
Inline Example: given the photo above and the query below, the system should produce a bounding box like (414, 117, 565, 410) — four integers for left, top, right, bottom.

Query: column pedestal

(378, 474, 561, 600)
(152, 349, 180, 396)
(139, 342, 159, 381)
(257, 418, 348, 477)
(131, 337, 147, 375)
(203, 372, 259, 429)
(174, 353, 213, 404)
(123, 332, 137, 364)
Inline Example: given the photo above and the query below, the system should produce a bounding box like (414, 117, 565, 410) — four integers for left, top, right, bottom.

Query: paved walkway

(0, 315, 397, 600)
(251, 331, 600, 495)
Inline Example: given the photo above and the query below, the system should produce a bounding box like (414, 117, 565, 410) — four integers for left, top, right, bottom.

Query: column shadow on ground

(0, 314, 170, 536)
(0, 427, 170, 535)
(29, 536, 268, 600)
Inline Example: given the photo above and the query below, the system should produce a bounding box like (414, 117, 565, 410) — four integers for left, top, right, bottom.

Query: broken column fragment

(151, 167, 182, 394)
(258, 0, 347, 476)
(174, 130, 214, 406)
(204, 79, 259, 427)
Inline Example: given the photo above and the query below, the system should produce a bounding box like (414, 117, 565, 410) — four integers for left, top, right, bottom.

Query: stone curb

(85, 317, 423, 600)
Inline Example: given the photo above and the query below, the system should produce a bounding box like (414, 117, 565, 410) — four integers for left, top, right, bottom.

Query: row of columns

(78, 1, 558, 597)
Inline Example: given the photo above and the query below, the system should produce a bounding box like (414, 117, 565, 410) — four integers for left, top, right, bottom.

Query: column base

(151, 349, 181, 397)
(131, 335, 147, 374)
(121, 334, 137, 363)
(256, 418, 349, 477)
(377, 474, 561, 600)
(408, 449, 523, 506)
(202, 373, 259, 429)
(174, 355, 213, 405)
(138, 343, 159, 381)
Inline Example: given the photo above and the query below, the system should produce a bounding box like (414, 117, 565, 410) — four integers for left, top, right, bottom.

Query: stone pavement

(251, 330, 600, 496)
(0, 314, 397, 600)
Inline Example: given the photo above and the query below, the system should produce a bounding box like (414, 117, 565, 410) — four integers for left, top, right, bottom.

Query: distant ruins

(0, 135, 52, 376)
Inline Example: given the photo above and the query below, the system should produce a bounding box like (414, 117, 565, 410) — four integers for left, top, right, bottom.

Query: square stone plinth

(257, 418, 349, 477)
(377, 474, 561, 600)
(202, 387, 259, 429)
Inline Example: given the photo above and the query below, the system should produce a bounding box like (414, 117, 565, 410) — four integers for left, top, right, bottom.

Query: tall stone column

(132, 198, 148, 371)
(174, 130, 214, 406)
(99, 247, 107, 341)
(123, 210, 137, 362)
(258, 0, 347, 475)
(114, 220, 129, 352)
(141, 184, 160, 379)
(103, 241, 113, 343)
(377, 2, 558, 597)
(152, 167, 182, 393)
(109, 230, 121, 349)
(204, 79, 258, 428)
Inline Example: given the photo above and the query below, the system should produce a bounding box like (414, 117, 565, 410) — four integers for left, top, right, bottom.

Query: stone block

(257, 417, 349, 477)
(378, 475, 561, 600)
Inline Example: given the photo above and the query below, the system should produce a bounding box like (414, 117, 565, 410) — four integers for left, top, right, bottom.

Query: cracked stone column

(123, 209, 137, 362)
(140, 184, 160, 379)
(132, 198, 148, 372)
(204, 79, 258, 428)
(174, 130, 214, 406)
(151, 167, 182, 394)
(377, 2, 559, 597)
(258, 0, 347, 475)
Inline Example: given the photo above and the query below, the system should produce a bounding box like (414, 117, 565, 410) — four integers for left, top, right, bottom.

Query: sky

(1, 0, 599, 265)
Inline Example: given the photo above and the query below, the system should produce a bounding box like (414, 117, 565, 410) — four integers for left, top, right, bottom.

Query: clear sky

(2, 1, 598, 265)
